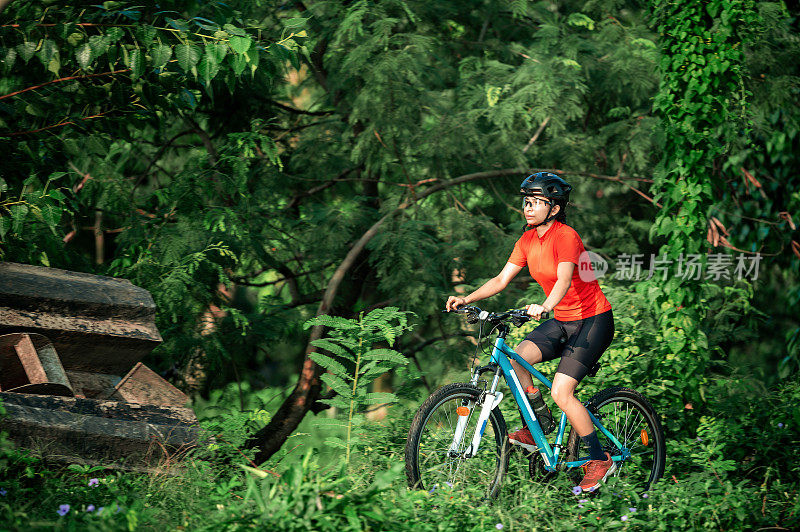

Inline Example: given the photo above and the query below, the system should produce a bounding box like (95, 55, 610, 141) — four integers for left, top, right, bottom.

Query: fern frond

(324, 436, 347, 449)
(310, 338, 352, 358)
(361, 365, 394, 380)
(321, 373, 354, 398)
(329, 336, 359, 351)
(373, 321, 398, 344)
(303, 314, 360, 330)
(359, 360, 377, 376)
(318, 396, 351, 409)
(364, 392, 398, 405)
(309, 352, 349, 378)
(509, 0, 529, 18)
(361, 306, 401, 324)
(312, 418, 350, 429)
(361, 348, 409, 366)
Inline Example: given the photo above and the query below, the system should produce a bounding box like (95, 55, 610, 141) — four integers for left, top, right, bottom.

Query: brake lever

(441, 306, 479, 315)
(510, 308, 549, 321)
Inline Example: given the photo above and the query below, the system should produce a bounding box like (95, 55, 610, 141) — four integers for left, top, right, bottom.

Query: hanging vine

(645, 0, 761, 409)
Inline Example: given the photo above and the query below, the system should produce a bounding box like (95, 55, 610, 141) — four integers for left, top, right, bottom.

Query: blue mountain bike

(404, 306, 665, 499)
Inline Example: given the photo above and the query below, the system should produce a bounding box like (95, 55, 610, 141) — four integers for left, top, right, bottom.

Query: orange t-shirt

(508, 221, 611, 321)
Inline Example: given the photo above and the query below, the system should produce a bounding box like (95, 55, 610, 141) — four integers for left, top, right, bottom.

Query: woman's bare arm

(445, 262, 524, 310)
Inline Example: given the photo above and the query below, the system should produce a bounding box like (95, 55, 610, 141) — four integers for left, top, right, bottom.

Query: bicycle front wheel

(405, 383, 510, 500)
(566, 386, 666, 492)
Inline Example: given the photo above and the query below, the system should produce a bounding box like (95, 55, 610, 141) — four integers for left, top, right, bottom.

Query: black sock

(581, 431, 606, 461)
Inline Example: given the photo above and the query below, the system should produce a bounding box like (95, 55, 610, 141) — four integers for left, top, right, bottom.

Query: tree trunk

(182, 284, 233, 395)
(248, 326, 327, 464)
(246, 213, 391, 463)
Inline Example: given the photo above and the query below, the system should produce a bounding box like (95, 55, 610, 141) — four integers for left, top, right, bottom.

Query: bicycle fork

(449, 373, 504, 458)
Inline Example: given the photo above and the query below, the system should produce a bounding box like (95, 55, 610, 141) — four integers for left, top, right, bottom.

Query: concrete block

(0, 262, 162, 375)
(0, 392, 200, 468)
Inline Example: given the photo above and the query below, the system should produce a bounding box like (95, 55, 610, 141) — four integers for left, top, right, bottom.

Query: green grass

(1, 378, 798, 531)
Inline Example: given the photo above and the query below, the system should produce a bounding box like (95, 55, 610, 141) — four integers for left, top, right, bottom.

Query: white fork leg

(463, 392, 504, 458)
(448, 400, 475, 454)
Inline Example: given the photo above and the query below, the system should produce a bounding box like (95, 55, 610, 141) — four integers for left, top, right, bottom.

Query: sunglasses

(522, 197, 552, 210)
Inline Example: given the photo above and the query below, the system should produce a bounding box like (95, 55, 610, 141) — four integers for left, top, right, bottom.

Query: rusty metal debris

(112, 362, 189, 408)
(0, 333, 73, 396)
(0, 261, 199, 469)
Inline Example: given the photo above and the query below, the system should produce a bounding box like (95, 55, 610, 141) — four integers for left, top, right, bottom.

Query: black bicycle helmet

(519, 172, 572, 227)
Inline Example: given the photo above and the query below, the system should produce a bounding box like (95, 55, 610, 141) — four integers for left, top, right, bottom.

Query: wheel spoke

(409, 388, 506, 500)
(589, 393, 664, 492)
(626, 412, 644, 445)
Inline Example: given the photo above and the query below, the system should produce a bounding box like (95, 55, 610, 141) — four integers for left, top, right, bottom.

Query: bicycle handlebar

(441, 305, 549, 325)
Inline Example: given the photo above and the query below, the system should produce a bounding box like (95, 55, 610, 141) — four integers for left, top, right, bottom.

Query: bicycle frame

(462, 326, 628, 472)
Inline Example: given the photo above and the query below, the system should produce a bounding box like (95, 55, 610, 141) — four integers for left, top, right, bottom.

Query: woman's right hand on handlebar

(445, 296, 467, 312)
(525, 303, 550, 320)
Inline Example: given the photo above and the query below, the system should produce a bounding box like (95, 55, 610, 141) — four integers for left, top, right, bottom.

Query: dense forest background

(0, 0, 798, 529)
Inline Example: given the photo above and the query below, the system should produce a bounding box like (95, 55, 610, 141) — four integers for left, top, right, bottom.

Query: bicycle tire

(565, 386, 666, 492)
(405, 383, 510, 500)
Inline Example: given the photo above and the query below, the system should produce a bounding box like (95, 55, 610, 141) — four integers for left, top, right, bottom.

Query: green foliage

(238, 450, 405, 530)
(672, 375, 800, 484)
(0, 171, 73, 263)
(640, 0, 768, 411)
(0, 1, 293, 93)
(0, 4, 798, 528)
(189, 381, 281, 468)
(0, 400, 12, 474)
(0, 0, 725, 399)
(0, 448, 149, 530)
(2, 378, 798, 530)
(0, 3, 310, 387)
(305, 307, 414, 464)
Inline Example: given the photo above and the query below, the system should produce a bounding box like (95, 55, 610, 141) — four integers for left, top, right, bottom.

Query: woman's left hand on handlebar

(445, 296, 467, 312)
(525, 303, 550, 320)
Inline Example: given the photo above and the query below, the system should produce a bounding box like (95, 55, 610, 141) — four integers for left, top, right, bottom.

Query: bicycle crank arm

(463, 392, 503, 458)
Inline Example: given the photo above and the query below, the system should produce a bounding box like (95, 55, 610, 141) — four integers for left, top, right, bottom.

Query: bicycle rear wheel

(405, 383, 509, 500)
(566, 386, 666, 492)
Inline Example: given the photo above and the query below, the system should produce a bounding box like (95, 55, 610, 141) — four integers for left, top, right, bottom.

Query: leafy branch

(304, 307, 414, 466)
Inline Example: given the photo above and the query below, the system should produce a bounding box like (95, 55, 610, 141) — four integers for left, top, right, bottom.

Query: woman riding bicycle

(445, 172, 616, 493)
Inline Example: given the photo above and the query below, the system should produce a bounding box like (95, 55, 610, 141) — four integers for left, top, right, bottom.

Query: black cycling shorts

(519, 309, 614, 382)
